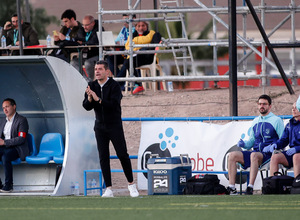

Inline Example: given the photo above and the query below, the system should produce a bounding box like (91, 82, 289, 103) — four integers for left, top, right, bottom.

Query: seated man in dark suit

(0, 98, 29, 192)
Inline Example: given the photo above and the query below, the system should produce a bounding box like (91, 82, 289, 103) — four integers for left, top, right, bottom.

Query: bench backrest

(27, 133, 37, 156)
(38, 133, 64, 157)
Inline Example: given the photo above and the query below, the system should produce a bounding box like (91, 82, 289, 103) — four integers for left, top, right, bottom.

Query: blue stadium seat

(53, 155, 64, 164)
(26, 133, 64, 164)
(0, 133, 37, 165)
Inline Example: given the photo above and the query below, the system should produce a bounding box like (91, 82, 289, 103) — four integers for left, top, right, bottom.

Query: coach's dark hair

(61, 9, 76, 20)
(3, 98, 16, 106)
(95, 60, 109, 70)
(258, 94, 272, 105)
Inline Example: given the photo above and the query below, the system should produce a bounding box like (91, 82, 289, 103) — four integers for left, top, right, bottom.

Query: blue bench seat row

(0, 133, 64, 165)
(26, 133, 64, 164)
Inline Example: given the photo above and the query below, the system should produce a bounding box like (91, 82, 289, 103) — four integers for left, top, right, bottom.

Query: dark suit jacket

(0, 113, 29, 161)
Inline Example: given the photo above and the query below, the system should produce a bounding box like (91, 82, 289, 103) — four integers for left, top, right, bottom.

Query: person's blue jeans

(0, 147, 19, 186)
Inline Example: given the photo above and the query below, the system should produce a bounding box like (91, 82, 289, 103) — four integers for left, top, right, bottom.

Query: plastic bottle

(70, 181, 75, 195)
(65, 34, 70, 41)
(74, 181, 80, 196)
(87, 179, 92, 195)
(1, 35, 6, 48)
(167, 81, 173, 92)
(46, 34, 51, 47)
(92, 179, 97, 194)
(119, 34, 125, 45)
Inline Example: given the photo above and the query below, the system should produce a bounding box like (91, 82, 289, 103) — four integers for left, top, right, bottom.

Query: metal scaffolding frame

(97, 0, 300, 91)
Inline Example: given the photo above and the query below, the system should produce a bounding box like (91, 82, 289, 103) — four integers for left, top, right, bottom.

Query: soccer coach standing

(82, 60, 139, 198)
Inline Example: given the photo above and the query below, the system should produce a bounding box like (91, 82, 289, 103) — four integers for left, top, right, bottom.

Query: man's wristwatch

(98, 97, 102, 103)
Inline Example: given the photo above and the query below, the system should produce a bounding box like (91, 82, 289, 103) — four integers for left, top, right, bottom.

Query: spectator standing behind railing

(70, 15, 104, 81)
(263, 101, 300, 178)
(106, 14, 136, 77)
(1, 14, 40, 55)
(0, 98, 29, 193)
(227, 94, 284, 195)
(50, 9, 83, 62)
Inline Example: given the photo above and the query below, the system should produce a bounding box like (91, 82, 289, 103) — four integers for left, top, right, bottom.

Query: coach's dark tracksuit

(83, 77, 133, 187)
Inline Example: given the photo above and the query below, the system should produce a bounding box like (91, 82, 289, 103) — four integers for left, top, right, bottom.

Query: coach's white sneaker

(128, 184, 139, 197)
(102, 187, 114, 197)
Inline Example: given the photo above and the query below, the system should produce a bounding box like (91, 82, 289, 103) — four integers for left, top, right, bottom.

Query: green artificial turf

(0, 194, 299, 220)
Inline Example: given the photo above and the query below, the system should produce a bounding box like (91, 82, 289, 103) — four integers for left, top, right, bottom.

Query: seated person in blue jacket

(227, 94, 284, 195)
(115, 14, 136, 45)
(263, 101, 300, 178)
(0, 98, 29, 192)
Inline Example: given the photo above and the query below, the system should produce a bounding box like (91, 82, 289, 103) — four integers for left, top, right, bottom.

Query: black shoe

(226, 186, 238, 195)
(0, 184, 13, 193)
(245, 186, 253, 195)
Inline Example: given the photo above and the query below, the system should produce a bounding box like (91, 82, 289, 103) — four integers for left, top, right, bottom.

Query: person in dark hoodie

(71, 15, 103, 81)
(82, 60, 139, 198)
(51, 9, 83, 62)
(2, 14, 40, 55)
